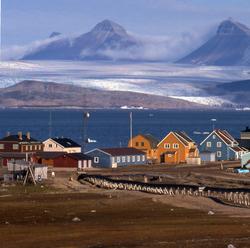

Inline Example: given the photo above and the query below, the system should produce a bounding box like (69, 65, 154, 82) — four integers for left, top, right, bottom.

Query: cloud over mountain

(2, 19, 214, 62)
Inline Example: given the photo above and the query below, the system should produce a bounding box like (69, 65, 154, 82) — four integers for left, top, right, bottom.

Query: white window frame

(0, 144, 4, 149)
(173, 143, 179, 149)
(213, 135, 216, 139)
(168, 154, 172, 157)
(13, 144, 19, 150)
(137, 156, 140, 162)
(116, 156, 121, 163)
(217, 142, 222, 148)
(164, 143, 170, 149)
(207, 142, 211, 148)
(49, 144, 53, 148)
(127, 156, 131, 162)
(122, 156, 126, 163)
(132, 156, 135, 162)
(142, 155, 145, 162)
(94, 157, 99, 163)
(217, 151, 222, 158)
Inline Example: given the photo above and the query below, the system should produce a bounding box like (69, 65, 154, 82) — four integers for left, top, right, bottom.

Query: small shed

(7, 160, 48, 181)
(0, 152, 27, 167)
(34, 164, 48, 180)
(200, 151, 216, 162)
(241, 152, 250, 168)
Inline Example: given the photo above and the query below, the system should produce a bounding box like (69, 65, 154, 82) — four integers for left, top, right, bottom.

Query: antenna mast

(49, 110, 52, 137)
(130, 112, 133, 147)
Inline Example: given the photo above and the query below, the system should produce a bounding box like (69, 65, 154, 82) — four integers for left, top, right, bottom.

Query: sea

(0, 109, 250, 151)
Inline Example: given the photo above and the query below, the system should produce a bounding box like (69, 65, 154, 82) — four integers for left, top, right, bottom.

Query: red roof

(101, 147, 145, 156)
(215, 130, 238, 145)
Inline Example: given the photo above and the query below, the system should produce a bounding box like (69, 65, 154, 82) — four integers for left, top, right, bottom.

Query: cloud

(2, 24, 216, 62)
(1, 35, 64, 60)
(96, 27, 216, 62)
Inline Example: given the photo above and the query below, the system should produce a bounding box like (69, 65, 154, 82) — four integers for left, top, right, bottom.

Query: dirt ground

(0, 164, 250, 248)
(0, 182, 250, 248)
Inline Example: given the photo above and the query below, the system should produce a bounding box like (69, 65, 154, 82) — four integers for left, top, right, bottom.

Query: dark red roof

(0, 152, 27, 159)
(0, 135, 39, 143)
(101, 147, 145, 156)
(35, 152, 92, 160)
(35, 152, 66, 159)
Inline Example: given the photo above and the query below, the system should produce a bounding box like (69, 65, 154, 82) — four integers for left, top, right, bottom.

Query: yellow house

(128, 134, 159, 160)
(157, 131, 199, 164)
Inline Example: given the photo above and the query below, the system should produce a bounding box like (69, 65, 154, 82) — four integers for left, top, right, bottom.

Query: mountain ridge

(177, 19, 250, 66)
(22, 20, 140, 61)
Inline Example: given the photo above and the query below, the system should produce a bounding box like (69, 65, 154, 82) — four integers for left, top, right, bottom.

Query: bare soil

(0, 163, 250, 248)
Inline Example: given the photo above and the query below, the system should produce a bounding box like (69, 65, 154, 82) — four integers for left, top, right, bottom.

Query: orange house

(128, 134, 159, 161)
(157, 131, 199, 164)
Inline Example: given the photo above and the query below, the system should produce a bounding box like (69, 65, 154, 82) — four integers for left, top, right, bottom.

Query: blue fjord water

(0, 109, 249, 151)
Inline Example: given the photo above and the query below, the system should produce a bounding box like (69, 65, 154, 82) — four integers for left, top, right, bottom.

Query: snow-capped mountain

(22, 20, 140, 60)
(177, 19, 250, 66)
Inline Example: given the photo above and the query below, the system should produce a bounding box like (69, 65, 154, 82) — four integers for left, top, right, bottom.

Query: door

(83, 160, 87, 168)
(160, 154, 165, 163)
(78, 160, 82, 169)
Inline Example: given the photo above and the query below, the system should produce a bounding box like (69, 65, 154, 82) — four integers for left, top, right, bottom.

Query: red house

(0, 132, 43, 153)
(33, 152, 92, 169)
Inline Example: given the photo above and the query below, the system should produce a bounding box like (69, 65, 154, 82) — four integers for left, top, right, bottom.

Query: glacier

(0, 60, 249, 106)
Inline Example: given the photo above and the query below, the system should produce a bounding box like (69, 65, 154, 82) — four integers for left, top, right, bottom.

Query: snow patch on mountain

(170, 96, 233, 106)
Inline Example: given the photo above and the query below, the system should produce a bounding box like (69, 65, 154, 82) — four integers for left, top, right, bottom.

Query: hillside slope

(0, 80, 204, 109)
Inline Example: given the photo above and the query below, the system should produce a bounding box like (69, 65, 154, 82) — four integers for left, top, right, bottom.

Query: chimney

(6, 131, 10, 137)
(18, 132, 22, 140)
(26, 132, 31, 140)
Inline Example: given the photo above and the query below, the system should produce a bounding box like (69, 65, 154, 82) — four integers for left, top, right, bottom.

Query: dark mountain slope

(177, 19, 250, 66)
(0, 80, 203, 109)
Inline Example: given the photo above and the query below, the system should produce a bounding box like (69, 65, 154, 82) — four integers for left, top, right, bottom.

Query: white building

(43, 138, 81, 153)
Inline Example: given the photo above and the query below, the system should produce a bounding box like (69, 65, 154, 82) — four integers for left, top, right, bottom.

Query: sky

(2, 0, 250, 60)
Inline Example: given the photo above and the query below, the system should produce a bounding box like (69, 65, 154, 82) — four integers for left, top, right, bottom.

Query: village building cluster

(0, 127, 250, 175)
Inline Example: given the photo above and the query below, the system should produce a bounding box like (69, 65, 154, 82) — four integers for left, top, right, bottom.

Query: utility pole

(0, 0, 2, 61)
(83, 112, 90, 153)
(130, 112, 133, 147)
(211, 118, 217, 131)
(48, 110, 52, 138)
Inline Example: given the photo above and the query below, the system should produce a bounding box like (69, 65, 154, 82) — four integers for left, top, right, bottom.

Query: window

(217, 151, 222, 157)
(137, 156, 141, 162)
(117, 157, 121, 163)
(168, 154, 172, 157)
(217, 142, 222, 148)
(127, 156, 131, 162)
(213, 135, 216, 139)
(34, 145, 37, 150)
(132, 156, 135, 162)
(122, 156, 126, 162)
(38, 145, 41, 150)
(142, 156, 145, 161)
(173, 143, 179, 149)
(49, 144, 53, 148)
(94, 157, 99, 163)
(135, 142, 139, 146)
(30, 145, 32, 151)
(164, 143, 170, 149)
(13, 144, 19, 150)
(141, 142, 144, 147)
(207, 142, 211, 147)
(0, 144, 4, 149)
